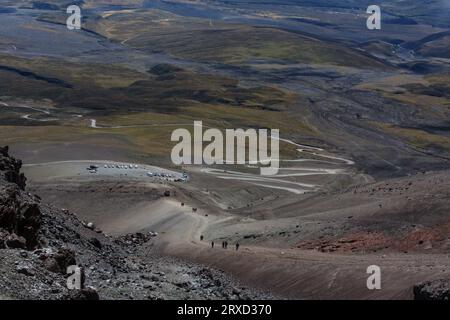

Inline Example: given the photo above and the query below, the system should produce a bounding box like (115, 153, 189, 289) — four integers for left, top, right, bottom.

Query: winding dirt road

(88, 119, 355, 194)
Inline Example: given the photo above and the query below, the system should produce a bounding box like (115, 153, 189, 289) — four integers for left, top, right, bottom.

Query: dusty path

(103, 191, 444, 299)
(154, 206, 449, 299)
(116, 169, 447, 299)
(166, 241, 449, 299)
(106, 191, 447, 300)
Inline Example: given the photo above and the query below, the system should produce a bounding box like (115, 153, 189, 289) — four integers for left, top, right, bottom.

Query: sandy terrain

(23, 157, 450, 300)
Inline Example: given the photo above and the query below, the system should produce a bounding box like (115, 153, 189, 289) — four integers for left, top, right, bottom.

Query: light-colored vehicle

(147, 172, 154, 177)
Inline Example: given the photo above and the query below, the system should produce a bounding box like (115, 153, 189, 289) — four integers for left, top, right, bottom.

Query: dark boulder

(43, 247, 76, 274)
(89, 237, 102, 249)
(5, 233, 27, 249)
(67, 287, 100, 300)
(0, 146, 41, 249)
(414, 279, 450, 300)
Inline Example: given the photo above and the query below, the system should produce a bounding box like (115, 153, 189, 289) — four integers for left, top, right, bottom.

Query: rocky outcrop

(414, 279, 450, 300)
(0, 146, 26, 190)
(0, 146, 41, 249)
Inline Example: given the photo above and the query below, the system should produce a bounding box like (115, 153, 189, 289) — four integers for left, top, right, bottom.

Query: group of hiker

(202, 236, 239, 251)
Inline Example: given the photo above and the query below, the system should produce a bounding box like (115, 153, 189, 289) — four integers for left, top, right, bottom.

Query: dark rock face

(0, 188, 41, 249)
(414, 279, 450, 300)
(0, 146, 26, 190)
(0, 147, 42, 250)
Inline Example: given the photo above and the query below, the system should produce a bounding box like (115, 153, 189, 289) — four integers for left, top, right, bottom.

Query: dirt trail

(139, 199, 449, 300)
(165, 240, 448, 299)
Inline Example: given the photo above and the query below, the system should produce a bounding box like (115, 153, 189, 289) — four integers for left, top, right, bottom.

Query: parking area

(23, 160, 188, 182)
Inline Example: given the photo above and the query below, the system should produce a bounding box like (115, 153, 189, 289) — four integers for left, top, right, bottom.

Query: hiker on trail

(211, 241, 214, 248)
(200, 235, 204, 241)
(224, 241, 228, 249)
(222, 241, 225, 249)
(236, 243, 240, 251)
